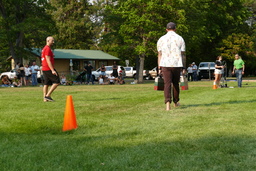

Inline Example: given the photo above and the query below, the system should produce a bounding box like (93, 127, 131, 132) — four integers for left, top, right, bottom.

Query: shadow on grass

(1, 131, 256, 170)
(183, 99, 256, 108)
(79, 135, 256, 170)
(85, 98, 123, 101)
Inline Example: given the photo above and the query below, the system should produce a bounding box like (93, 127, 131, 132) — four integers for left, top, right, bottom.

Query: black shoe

(44, 96, 54, 102)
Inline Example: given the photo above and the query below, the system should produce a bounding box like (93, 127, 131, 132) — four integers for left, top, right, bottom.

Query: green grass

(1, 80, 256, 170)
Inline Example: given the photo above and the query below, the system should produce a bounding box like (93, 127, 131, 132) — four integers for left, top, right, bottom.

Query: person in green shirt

(232, 54, 245, 87)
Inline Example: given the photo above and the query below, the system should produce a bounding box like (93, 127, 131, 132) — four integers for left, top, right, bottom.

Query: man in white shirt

(157, 22, 186, 111)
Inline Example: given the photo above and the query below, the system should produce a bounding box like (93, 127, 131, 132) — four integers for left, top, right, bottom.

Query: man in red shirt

(41, 36, 60, 102)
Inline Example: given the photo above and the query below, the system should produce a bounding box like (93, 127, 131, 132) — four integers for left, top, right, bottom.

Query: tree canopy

(48, 0, 94, 49)
(0, 0, 56, 64)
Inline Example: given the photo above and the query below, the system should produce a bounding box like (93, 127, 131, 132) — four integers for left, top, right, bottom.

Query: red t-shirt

(41, 45, 54, 71)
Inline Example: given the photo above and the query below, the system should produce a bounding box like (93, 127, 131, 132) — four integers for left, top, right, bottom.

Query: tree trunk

(135, 55, 140, 80)
(138, 54, 145, 84)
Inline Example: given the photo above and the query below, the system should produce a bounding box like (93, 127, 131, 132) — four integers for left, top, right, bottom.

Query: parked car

(146, 67, 158, 80)
(92, 65, 126, 80)
(197, 62, 215, 80)
(0, 69, 17, 80)
(0, 69, 42, 82)
(124, 67, 148, 79)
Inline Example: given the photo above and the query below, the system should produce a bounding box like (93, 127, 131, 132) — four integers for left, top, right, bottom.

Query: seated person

(12, 76, 21, 87)
(107, 73, 116, 84)
(60, 74, 67, 85)
(117, 73, 125, 85)
(1, 75, 11, 87)
(98, 75, 105, 85)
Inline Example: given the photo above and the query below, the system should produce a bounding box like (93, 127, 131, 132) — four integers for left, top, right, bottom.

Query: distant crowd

(1, 61, 41, 87)
(75, 63, 125, 85)
(186, 62, 198, 81)
(1, 62, 125, 87)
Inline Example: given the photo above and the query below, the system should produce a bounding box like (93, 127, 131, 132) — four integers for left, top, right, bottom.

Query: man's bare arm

(46, 55, 57, 76)
(158, 51, 162, 74)
(181, 51, 186, 68)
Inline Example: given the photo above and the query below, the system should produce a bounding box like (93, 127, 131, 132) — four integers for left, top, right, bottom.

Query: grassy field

(0, 80, 256, 170)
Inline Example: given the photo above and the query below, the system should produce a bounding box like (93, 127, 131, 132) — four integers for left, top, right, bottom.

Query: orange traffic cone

(62, 95, 78, 131)
(212, 82, 218, 89)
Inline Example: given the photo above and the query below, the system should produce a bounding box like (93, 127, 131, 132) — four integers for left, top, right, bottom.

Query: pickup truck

(145, 67, 158, 80)
(197, 62, 215, 80)
(124, 67, 148, 79)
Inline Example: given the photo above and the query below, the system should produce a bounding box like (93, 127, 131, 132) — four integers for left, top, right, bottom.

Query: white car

(0, 69, 41, 82)
(0, 69, 17, 80)
(124, 67, 148, 79)
(92, 65, 126, 80)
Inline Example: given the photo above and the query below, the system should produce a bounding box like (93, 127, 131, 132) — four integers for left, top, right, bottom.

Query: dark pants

(31, 73, 38, 86)
(162, 67, 181, 104)
(188, 73, 193, 81)
(87, 73, 94, 84)
(235, 69, 242, 87)
(193, 72, 197, 81)
(113, 70, 118, 77)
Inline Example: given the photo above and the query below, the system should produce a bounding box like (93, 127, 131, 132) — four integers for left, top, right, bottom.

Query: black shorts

(43, 70, 60, 85)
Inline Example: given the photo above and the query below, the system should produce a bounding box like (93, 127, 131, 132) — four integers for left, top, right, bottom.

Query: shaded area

(0, 131, 255, 170)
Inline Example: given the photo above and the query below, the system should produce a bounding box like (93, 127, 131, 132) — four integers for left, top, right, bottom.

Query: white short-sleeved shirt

(187, 67, 193, 73)
(109, 76, 115, 82)
(157, 31, 185, 67)
(25, 67, 31, 76)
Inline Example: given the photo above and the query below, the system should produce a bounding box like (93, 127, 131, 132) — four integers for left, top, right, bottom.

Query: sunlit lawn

(0, 79, 256, 170)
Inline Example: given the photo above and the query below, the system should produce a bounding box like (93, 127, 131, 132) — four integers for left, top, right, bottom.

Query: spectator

(108, 73, 116, 84)
(100, 64, 106, 79)
(192, 62, 197, 81)
(19, 64, 25, 86)
(98, 75, 105, 85)
(12, 76, 21, 87)
(84, 63, 94, 85)
(187, 64, 193, 81)
(30, 61, 40, 86)
(15, 62, 21, 79)
(213, 56, 224, 88)
(232, 54, 245, 87)
(24, 64, 31, 86)
(40, 66, 44, 85)
(112, 61, 118, 77)
(1, 75, 11, 87)
(117, 73, 125, 85)
(60, 74, 67, 85)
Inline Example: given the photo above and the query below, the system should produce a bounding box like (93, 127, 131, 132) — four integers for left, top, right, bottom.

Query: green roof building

(31, 48, 120, 75)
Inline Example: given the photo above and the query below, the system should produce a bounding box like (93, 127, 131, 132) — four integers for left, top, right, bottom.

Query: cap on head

(166, 22, 176, 30)
(192, 62, 195, 64)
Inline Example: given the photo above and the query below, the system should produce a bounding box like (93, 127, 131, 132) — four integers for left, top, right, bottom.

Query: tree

(181, 0, 252, 64)
(0, 0, 56, 64)
(101, 0, 254, 79)
(48, 0, 94, 49)
(103, 0, 187, 83)
(218, 33, 256, 75)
